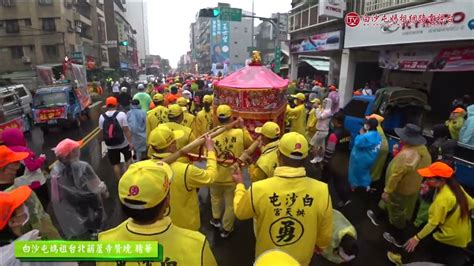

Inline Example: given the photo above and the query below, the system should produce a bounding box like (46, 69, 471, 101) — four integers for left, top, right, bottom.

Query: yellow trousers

(210, 184, 236, 231)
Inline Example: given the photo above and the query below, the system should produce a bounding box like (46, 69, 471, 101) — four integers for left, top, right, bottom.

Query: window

(234, 41, 238, 44)
(44, 45, 58, 57)
(343, 99, 369, 118)
(24, 19, 32, 26)
(234, 55, 239, 58)
(67, 20, 72, 30)
(244, 27, 248, 33)
(1, 0, 16, 7)
(38, 0, 53, 5)
(10, 46, 23, 59)
(42, 18, 56, 32)
(5, 20, 19, 33)
(17, 87, 27, 97)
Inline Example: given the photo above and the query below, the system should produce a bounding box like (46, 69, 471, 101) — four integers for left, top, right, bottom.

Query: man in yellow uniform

(193, 95, 214, 137)
(98, 160, 217, 266)
(146, 93, 168, 138)
(147, 125, 217, 231)
(249, 121, 280, 182)
(177, 97, 195, 128)
(233, 132, 333, 265)
(286, 93, 307, 136)
(210, 104, 253, 238)
(160, 104, 196, 150)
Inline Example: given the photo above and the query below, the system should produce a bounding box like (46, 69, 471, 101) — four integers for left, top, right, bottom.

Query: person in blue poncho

(459, 104, 474, 147)
(348, 118, 382, 189)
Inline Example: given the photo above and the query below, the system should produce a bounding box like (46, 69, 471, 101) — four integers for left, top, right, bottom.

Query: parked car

(0, 84, 33, 120)
(343, 86, 473, 189)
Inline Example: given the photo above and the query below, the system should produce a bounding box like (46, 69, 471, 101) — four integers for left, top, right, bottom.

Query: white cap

(121, 87, 128, 92)
(137, 84, 145, 90)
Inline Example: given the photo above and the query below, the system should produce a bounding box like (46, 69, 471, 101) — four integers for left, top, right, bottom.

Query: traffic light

(119, 41, 129, 46)
(199, 8, 220, 18)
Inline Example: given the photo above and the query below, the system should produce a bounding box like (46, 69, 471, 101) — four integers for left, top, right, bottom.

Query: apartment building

(104, 0, 137, 73)
(0, 0, 108, 74)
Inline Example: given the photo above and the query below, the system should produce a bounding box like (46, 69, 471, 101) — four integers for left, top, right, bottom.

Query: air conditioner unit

(67, 27, 74, 33)
(22, 56, 31, 64)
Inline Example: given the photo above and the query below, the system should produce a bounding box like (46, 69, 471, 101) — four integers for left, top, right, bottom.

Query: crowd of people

(0, 73, 473, 266)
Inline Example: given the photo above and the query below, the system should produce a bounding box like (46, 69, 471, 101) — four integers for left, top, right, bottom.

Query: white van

(0, 84, 33, 120)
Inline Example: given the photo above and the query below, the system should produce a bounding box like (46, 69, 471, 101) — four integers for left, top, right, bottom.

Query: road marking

(48, 127, 101, 170)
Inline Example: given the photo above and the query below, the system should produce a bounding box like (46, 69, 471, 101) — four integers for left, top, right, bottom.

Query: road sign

(219, 7, 242, 22)
(273, 46, 281, 73)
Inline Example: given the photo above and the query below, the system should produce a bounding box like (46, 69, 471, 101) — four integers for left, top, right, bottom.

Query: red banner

(35, 107, 67, 122)
(0, 117, 25, 135)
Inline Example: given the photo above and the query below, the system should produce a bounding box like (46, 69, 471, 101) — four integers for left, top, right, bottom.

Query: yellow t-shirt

(146, 106, 168, 138)
(98, 217, 217, 266)
(182, 112, 195, 129)
(250, 141, 279, 182)
(213, 128, 253, 184)
(194, 109, 214, 137)
(234, 166, 333, 266)
(286, 104, 307, 136)
(417, 185, 474, 248)
(167, 152, 217, 231)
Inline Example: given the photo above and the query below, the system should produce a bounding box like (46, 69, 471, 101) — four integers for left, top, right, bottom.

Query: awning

(299, 59, 329, 72)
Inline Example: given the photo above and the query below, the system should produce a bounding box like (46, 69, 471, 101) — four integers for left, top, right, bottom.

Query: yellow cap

(203, 95, 213, 104)
(310, 98, 321, 104)
(217, 104, 232, 118)
(153, 93, 164, 101)
(254, 249, 300, 266)
(119, 160, 173, 209)
(278, 132, 308, 159)
(148, 125, 184, 150)
(255, 122, 280, 139)
(291, 93, 305, 102)
(168, 104, 183, 118)
(177, 97, 189, 107)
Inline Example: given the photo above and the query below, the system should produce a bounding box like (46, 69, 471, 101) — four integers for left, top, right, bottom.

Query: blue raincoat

(459, 104, 474, 147)
(127, 105, 147, 153)
(348, 130, 381, 188)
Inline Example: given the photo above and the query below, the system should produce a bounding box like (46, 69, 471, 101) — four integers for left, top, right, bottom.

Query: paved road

(25, 105, 457, 266)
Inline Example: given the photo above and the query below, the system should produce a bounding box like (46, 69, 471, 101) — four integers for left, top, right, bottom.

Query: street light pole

(242, 14, 281, 74)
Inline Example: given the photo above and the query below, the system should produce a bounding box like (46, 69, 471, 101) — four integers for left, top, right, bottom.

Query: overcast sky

(146, 0, 291, 67)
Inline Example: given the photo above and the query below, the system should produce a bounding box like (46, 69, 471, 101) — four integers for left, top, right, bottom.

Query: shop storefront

(290, 29, 343, 85)
(340, 0, 474, 120)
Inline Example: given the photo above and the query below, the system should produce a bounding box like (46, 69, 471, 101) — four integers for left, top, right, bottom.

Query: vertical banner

(211, 18, 230, 74)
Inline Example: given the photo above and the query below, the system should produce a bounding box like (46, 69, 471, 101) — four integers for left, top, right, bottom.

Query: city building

(104, 0, 138, 74)
(125, 0, 149, 67)
(342, 0, 474, 121)
(190, 3, 253, 74)
(0, 0, 108, 74)
(255, 13, 290, 75)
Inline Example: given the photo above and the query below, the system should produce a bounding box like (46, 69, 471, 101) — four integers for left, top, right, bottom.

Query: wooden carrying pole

(161, 118, 242, 164)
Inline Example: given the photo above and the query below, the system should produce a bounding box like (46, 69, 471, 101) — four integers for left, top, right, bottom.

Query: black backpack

(102, 111, 125, 146)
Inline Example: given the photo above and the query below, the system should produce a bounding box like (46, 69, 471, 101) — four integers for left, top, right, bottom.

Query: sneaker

(310, 156, 323, 164)
(220, 229, 233, 238)
(387, 251, 403, 265)
(383, 232, 404, 248)
(210, 218, 221, 229)
(366, 209, 380, 226)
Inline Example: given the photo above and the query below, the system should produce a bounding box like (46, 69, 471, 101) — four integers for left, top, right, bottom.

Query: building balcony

(289, 1, 364, 33)
(364, 0, 430, 14)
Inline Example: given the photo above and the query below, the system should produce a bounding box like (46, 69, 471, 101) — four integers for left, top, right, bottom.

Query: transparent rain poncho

(50, 159, 107, 240)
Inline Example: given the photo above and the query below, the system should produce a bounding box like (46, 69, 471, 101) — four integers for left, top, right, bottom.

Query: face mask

(338, 248, 356, 262)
